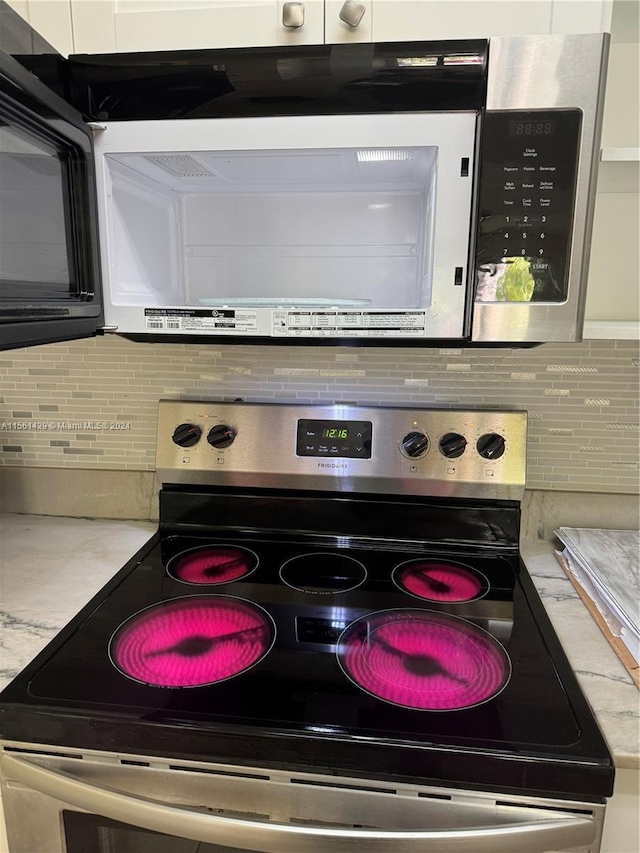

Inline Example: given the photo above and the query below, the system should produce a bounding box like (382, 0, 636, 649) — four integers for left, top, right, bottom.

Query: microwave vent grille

(144, 155, 216, 178)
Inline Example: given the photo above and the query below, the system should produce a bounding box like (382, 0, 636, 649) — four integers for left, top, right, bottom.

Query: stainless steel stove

(0, 402, 614, 853)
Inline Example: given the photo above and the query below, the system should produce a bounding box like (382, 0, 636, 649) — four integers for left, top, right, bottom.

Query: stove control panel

(157, 402, 527, 500)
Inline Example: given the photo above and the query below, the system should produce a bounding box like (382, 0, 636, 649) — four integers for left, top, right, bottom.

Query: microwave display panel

(475, 110, 582, 304)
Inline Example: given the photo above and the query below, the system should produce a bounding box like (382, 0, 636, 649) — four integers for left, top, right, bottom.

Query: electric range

(0, 402, 614, 853)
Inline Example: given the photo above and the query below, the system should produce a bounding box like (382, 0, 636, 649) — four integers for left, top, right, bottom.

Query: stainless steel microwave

(0, 8, 608, 351)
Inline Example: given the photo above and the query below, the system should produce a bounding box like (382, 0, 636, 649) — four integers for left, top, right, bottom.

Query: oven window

(63, 811, 257, 853)
(0, 123, 76, 300)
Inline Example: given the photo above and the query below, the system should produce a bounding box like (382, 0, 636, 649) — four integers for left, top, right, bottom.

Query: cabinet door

(584, 30, 640, 333)
(75, 1, 325, 54)
(372, 1, 552, 41)
(72, 0, 117, 54)
(551, 0, 613, 34)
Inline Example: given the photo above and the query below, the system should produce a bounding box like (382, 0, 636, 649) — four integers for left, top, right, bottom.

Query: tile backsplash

(0, 336, 638, 493)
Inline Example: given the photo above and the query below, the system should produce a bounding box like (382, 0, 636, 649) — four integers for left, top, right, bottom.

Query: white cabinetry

(71, 0, 614, 53)
(371, 1, 552, 41)
(584, 1, 640, 339)
(4, 0, 74, 56)
(371, 0, 615, 41)
(72, 1, 325, 54)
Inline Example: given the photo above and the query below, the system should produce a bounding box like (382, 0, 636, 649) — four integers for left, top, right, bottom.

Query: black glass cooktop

(0, 493, 613, 798)
(24, 533, 576, 745)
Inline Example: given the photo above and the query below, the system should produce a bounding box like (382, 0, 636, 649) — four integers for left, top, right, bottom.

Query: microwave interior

(104, 145, 441, 310)
(92, 112, 476, 336)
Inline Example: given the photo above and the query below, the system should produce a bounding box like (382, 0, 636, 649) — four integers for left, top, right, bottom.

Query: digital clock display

(323, 428, 348, 439)
(508, 119, 555, 136)
(297, 419, 372, 459)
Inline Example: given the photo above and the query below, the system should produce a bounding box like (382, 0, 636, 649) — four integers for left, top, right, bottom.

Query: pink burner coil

(167, 546, 257, 585)
(110, 596, 274, 688)
(393, 560, 487, 603)
(338, 610, 510, 711)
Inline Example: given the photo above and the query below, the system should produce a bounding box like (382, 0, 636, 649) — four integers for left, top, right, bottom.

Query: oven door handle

(1, 753, 598, 853)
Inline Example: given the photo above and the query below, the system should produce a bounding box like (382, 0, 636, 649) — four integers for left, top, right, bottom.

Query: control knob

(401, 431, 429, 458)
(477, 433, 506, 460)
(207, 424, 237, 449)
(172, 423, 202, 448)
(439, 432, 467, 459)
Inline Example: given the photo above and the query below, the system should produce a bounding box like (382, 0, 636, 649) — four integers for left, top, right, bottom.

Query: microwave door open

(0, 12, 103, 353)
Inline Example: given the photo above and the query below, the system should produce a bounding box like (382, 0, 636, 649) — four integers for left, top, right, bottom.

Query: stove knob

(477, 432, 506, 460)
(439, 432, 467, 459)
(172, 423, 202, 448)
(207, 424, 237, 449)
(401, 431, 429, 458)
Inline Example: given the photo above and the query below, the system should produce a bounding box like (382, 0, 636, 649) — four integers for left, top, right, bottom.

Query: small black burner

(279, 552, 367, 594)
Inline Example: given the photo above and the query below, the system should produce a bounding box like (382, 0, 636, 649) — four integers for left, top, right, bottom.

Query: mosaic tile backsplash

(0, 337, 638, 493)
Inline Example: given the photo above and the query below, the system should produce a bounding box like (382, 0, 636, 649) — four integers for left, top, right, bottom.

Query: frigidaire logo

(317, 462, 347, 469)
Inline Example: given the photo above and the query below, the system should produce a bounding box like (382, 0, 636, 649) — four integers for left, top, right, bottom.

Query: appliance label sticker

(273, 311, 426, 337)
(144, 309, 258, 333)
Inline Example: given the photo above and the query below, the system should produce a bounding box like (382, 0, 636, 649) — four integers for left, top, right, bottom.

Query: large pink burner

(338, 609, 510, 711)
(110, 596, 274, 688)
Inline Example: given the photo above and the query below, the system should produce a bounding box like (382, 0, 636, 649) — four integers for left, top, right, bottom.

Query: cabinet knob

(283, 2, 305, 28)
(339, 0, 366, 27)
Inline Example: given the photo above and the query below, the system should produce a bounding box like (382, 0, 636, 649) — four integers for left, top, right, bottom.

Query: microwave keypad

(474, 110, 581, 303)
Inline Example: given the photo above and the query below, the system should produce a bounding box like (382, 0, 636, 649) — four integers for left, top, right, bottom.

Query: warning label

(144, 308, 258, 333)
(273, 311, 426, 337)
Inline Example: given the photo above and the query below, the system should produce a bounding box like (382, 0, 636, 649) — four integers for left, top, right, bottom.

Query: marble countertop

(520, 539, 639, 770)
(0, 513, 637, 770)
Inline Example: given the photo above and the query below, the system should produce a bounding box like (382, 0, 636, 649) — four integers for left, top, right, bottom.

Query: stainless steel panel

(155, 401, 527, 500)
(0, 744, 606, 853)
(473, 33, 609, 342)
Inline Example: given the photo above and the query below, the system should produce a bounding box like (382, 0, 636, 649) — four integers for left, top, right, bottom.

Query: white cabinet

(71, 0, 116, 53)
(4, 0, 74, 56)
(72, 1, 325, 54)
(71, 0, 615, 54)
(371, 0, 613, 42)
(584, 2, 640, 339)
(371, 1, 552, 41)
